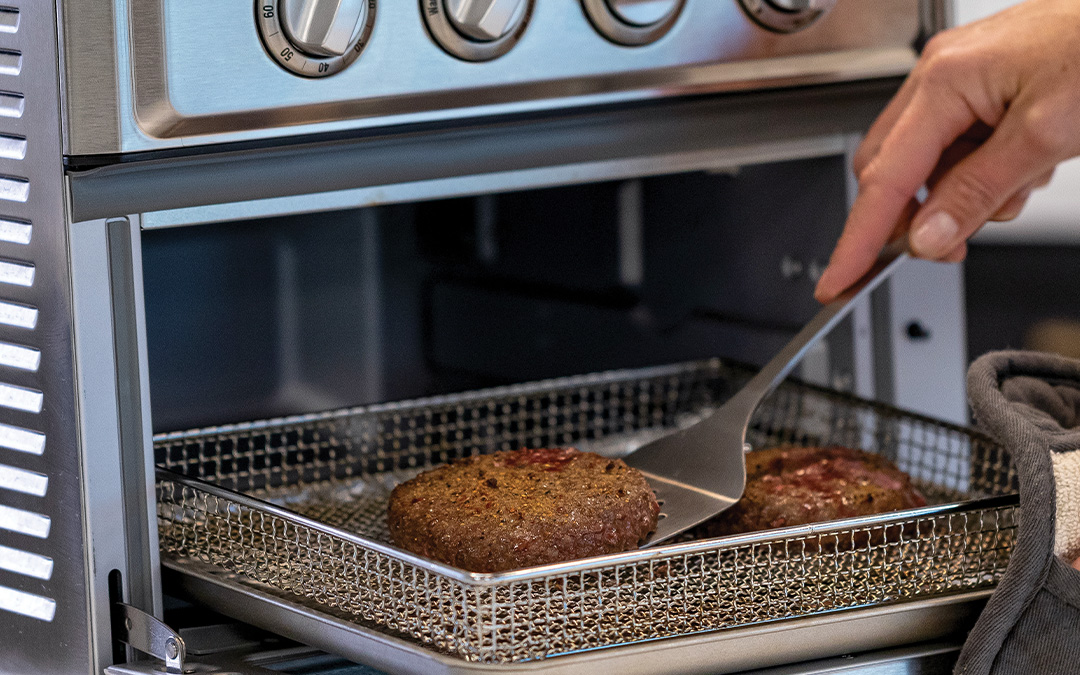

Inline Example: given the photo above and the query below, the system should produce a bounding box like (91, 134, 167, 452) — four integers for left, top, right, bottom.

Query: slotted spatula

(626, 242, 909, 546)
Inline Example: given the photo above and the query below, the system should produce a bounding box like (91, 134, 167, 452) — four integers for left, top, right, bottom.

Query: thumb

(909, 119, 1058, 259)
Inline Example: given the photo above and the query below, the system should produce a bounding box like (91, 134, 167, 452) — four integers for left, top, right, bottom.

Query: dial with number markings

(256, 0, 377, 77)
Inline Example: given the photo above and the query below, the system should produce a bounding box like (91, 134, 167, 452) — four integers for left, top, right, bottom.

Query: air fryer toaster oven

(1, 1, 984, 673)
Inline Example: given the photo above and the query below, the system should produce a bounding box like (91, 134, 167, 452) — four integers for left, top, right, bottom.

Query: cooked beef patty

(698, 445, 927, 537)
(387, 448, 660, 572)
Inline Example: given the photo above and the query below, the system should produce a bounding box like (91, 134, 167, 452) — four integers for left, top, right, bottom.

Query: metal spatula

(626, 242, 909, 546)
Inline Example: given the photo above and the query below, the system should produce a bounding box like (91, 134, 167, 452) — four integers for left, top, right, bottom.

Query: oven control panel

(66, 0, 926, 153)
(259, 0, 837, 72)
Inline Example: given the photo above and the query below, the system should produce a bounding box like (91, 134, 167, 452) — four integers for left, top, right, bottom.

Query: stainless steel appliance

(2, 1, 977, 673)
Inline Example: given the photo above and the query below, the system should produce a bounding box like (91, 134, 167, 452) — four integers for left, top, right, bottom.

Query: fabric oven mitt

(955, 351, 1080, 674)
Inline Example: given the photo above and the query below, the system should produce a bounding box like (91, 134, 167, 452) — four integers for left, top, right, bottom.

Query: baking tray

(155, 359, 1019, 670)
(161, 556, 993, 675)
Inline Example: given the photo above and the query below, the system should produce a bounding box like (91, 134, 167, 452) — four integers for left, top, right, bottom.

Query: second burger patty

(387, 448, 660, 573)
(698, 445, 927, 537)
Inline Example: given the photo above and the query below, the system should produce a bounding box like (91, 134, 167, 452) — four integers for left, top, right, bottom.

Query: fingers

(909, 113, 1061, 259)
(814, 200, 918, 304)
(853, 74, 921, 176)
(854, 62, 992, 178)
(927, 123, 995, 189)
(942, 240, 968, 263)
(988, 168, 1054, 220)
(814, 87, 979, 303)
(989, 189, 1032, 222)
(1035, 168, 1055, 188)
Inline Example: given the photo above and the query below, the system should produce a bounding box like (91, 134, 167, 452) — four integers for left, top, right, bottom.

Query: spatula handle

(726, 239, 909, 422)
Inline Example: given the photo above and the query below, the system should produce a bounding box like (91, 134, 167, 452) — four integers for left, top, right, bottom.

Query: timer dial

(738, 0, 835, 33)
(422, 0, 532, 61)
(582, 0, 685, 46)
(257, 0, 376, 77)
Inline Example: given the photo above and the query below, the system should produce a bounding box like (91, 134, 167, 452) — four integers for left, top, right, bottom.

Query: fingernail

(911, 212, 958, 258)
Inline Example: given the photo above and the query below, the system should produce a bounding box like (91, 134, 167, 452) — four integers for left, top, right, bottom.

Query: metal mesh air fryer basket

(155, 359, 1018, 664)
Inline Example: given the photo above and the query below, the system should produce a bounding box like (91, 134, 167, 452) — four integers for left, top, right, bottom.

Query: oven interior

(142, 157, 848, 433)
(126, 151, 979, 674)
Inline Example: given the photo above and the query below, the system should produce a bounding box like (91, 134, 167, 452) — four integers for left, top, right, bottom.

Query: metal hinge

(114, 603, 189, 674)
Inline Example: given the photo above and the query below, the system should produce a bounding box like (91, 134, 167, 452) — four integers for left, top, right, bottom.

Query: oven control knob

(582, 0, 685, 46)
(422, 0, 532, 61)
(607, 0, 679, 26)
(256, 0, 377, 77)
(444, 0, 526, 41)
(737, 0, 836, 33)
(766, 0, 811, 10)
(281, 0, 370, 56)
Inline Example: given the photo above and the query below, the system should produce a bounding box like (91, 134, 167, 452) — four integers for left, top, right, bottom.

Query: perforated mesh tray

(155, 359, 1019, 665)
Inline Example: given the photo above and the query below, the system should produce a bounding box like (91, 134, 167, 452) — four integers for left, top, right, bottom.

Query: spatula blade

(625, 242, 909, 547)
(639, 472, 741, 547)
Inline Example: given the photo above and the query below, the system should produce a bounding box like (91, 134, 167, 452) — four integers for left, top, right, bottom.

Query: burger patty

(387, 448, 660, 572)
(698, 445, 927, 538)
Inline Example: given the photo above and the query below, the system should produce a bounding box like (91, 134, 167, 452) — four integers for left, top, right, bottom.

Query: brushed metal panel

(69, 79, 895, 222)
(68, 215, 163, 671)
(0, 1, 97, 674)
(59, 0, 934, 153)
(132, 0, 918, 140)
(57, 0, 121, 155)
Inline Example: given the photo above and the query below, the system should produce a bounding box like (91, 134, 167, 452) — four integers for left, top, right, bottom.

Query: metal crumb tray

(154, 358, 1019, 670)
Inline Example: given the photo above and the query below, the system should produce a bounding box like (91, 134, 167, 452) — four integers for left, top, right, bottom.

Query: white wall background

(953, 0, 1080, 244)
(954, 0, 1019, 22)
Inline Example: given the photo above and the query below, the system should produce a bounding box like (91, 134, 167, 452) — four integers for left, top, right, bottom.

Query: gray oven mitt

(954, 351, 1080, 675)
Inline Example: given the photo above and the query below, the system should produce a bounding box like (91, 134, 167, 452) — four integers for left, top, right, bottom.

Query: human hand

(815, 0, 1080, 303)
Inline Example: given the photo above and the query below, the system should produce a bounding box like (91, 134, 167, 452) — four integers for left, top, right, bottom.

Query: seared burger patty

(699, 445, 927, 537)
(387, 448, 660, 572)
